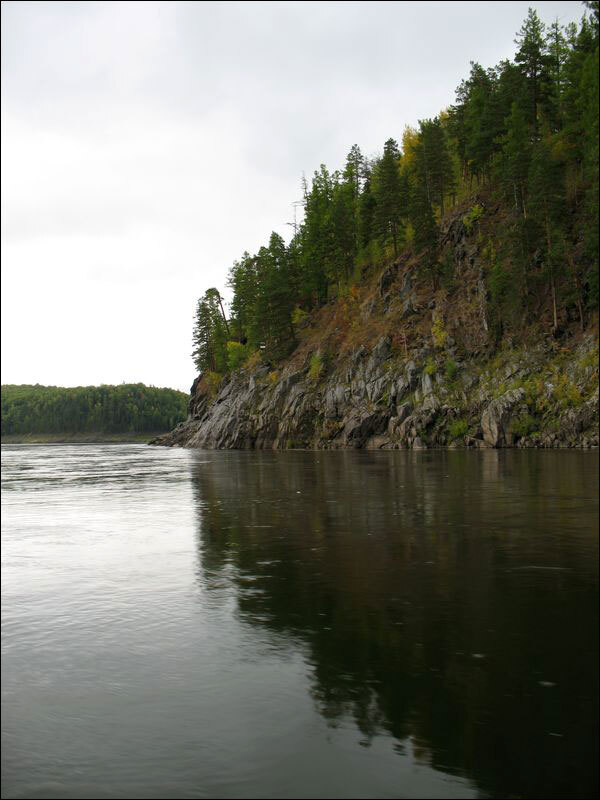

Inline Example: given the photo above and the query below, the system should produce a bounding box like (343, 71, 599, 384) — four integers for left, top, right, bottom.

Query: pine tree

(501, 101, 532, 217)
(528, 139, 567, 331)
(191, 296, 214, 373)
(418, 117, 456, 213)
(300, 165, 334, 304)
(580, 47, 599, 308)
(409, 182, 438, 285)
(254, 233, 296, 360)
(545, 19, 569, 128)
(343, 144, 365, 200)
(228, 252, 258, 343)
(358, 171, 377, 249)
(515, 8, 551, 139)
(374, 138, 403, 257)
(191, 289, 229, 373)
(331, 180, 357, 284)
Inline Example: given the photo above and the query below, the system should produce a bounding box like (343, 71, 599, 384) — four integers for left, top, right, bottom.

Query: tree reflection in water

(191, 449, 598, 799)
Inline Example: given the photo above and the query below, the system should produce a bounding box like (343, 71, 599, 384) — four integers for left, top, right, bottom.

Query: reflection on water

(1, 445, 598, 799)
(191, 449, 599, 799)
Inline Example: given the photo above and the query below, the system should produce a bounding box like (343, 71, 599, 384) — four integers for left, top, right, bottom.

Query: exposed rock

(373, 336, 392, 362)
(378, 263, 398, 296)
(421, 372, 434, 396)
(153, 302, 598, 453)
(481, 389, 525, 448)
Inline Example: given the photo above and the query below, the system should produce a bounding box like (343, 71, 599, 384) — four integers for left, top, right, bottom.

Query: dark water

(1, 445, 598, 799)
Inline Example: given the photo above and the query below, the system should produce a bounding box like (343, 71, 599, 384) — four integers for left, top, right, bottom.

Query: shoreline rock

(151, 335, 599, 451)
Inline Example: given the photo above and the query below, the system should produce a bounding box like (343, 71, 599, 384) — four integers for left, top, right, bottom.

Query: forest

(192, 4, 599, 377)
(0, 384, 188, 436)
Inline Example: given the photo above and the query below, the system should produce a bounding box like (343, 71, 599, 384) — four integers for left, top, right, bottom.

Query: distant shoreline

(1, 432, 163, 444)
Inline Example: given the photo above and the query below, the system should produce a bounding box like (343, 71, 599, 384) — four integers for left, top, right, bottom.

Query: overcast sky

(1, 1, 585, 392)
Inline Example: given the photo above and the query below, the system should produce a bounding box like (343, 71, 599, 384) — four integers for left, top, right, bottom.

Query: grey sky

(1, 1, 585, 392)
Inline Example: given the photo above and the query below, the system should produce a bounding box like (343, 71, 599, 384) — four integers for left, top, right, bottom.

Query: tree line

(193, 3, 599, 374)
(1, 384, 188, 436)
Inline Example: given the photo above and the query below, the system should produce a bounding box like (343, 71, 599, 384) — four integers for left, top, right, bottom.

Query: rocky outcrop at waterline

(150, 332, 598, 450)
(152, 202, 599, 451)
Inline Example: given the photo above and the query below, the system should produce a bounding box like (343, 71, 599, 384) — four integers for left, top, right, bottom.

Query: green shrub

(577, 349, 598, 370)
(431, 316, 448, 349)
(553, 373, 583, 409)
(292, 306, 309, 327)
(226, 341, 248, 371)
(243, 350, 262, 370)
(448, 419, 468, 440)
(308, 352, 324, 382)
(510, 413, 538, 438)
(462, 203, 484, 234)
(522, 377, 544, 411)
(445, 359, 458, 381)
(204, 371, 222, 399)
(424, 356, 436, 376)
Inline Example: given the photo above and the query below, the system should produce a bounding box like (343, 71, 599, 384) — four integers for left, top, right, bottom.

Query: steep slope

(153, 202, 599, 450)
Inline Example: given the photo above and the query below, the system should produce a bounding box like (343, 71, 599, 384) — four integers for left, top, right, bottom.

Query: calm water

(1, 445, 598, 799)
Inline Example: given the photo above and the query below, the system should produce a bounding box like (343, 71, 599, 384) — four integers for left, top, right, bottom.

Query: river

(1, 444, 598, 799)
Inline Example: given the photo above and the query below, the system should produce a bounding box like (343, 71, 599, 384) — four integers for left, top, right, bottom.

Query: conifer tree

(343, 144, 364, 200)
(409, 183, 438, 285)
(228, 252, 258, 343)
(528, 139, 567, 331)
(418, 117, 456, 213)
(545, 19, 569, 127)
(515, 8, 551, 138)
(301, 165, 334, 304)
(501, 101, 532, 217)
(374, 138, 403, 257)
(331, 180, 356, 284)
(580, 47, 599, 307)
(358, 171, 377, 249)
(254, 233, 296, 360)
(191, 289, 228, 373)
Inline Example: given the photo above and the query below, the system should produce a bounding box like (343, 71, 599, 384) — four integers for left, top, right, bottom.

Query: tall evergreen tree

(580, 46, 599, 307)
(358, 171, 377, 249)
(528, 139, 567, 330)
(515, 7, 551, 138)
(192, 289, 228, 373)
(300, 165, 334, 304)
(501, 101, 532, 217)
(374, 138, 403, 257)
(418, 117, 456, 213)
(545, 19, 569, 127)
(254, 233, 296, 360)
(409, 183, 438, 285)
(228, 252, 258, 343)
(331, 180, 357, 284)
(343, 144, 365, 200)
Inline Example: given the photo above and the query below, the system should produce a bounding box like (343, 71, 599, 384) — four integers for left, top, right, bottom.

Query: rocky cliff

(153, 205, 599, 451)
(151, 333, 598, 450)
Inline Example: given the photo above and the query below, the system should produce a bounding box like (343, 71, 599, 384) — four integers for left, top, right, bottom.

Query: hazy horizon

(1, 0, 586, 392)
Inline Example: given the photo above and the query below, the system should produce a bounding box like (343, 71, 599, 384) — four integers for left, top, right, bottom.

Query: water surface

(1, 445, 598, 799)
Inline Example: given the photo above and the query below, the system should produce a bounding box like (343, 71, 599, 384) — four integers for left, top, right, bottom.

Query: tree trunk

(568, 254, 585, 331)
(217, 295, 230, 336)
(543, 202, 558, 331)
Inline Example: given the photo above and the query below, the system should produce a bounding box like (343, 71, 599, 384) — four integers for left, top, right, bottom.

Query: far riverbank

(1, 432, 159, 444)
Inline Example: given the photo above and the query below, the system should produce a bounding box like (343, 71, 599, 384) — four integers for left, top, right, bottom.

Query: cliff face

(153, 205, 599, 451)
(151, 333, 598, 450)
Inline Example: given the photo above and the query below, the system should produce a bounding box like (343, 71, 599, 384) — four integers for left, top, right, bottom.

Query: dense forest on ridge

(191, 4, 599, 379)
(0, 384, 188, 437)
